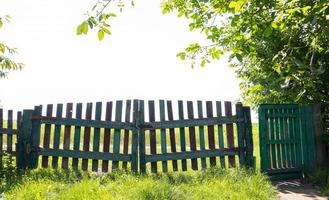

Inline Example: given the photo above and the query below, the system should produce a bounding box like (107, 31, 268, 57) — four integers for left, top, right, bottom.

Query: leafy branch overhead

(0, 15, 24, 78)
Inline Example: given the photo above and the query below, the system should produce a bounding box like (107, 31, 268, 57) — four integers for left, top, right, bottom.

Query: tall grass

(4, 167, 276, 200)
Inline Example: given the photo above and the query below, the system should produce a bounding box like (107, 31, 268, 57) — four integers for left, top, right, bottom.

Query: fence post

(16, 110, 33, 170)
(131, 100, 139, 172)
(312, 104, 327, 168)
(235, 103, 245, 167)
(243, 106, 255, 168)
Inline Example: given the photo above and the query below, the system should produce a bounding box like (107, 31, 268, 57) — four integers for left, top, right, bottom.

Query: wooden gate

(259, 104, 316, 180)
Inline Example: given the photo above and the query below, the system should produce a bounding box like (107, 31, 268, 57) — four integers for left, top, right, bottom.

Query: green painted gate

(259, 104, 317, 180)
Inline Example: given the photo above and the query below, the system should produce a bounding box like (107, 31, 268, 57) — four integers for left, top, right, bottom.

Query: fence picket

(167, 101, 178, 171)
(42, 104, 53, 168)
(52, 104, 63, 168)
(0, 109, 3, 165)
(72, 103, 82, 169)
(82, 103, 92, 171)
(112, 101, 123, 171)
(206, 101, 216, 166)
(216, 101, 225, 168)
(7, 110, 13, 154)
(159, 100, 168, 172)
(225, 101, 235, 167)
(148, 101, 157, 173)
(92, 102, 102, 172)
(197, 101, 207, 169)
(122, 100, 131, 170)
(102, 102, 113, 172)
(178, 101, 187, 171)
(187, 101, 198, 170)
(62, 103, 73, 169)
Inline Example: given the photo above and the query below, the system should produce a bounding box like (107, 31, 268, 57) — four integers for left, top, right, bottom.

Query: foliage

(0, 153, 21, 192)
(0, 15, 24, 78)
(4, 167, 277, 200)
(310, 168, 329, 196)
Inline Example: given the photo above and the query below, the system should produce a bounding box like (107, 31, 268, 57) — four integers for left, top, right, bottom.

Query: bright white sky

(0, 0, 242, 115)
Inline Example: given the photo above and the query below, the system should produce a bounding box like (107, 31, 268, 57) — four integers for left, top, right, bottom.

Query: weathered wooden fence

(0, 109, 22, 165)
(1, 100, 254, 173)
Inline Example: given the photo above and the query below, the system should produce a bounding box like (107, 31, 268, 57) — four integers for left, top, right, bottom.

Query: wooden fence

(2, 100, 254, 173)
(0, 109, 22, 165)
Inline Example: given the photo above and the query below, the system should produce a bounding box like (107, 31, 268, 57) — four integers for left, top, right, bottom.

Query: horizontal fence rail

(3, 99, 254, 173)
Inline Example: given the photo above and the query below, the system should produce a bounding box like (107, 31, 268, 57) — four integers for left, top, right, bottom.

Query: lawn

(3, 167, 276, 200)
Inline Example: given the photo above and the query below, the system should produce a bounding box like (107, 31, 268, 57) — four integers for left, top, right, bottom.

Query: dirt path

(273, 179, 328, 200)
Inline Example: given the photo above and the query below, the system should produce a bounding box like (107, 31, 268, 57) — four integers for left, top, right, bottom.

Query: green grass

(3, 167, 276, 200)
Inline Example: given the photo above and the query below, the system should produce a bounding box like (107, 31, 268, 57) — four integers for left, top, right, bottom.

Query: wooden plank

(112, 100, 123, 171)
(206, 101, 216, 166)
(294, 107, 302, 169)
(0, 109, 3, 165)
(39, 148, 131, 161)
(102, 102, 113, 172)
(52, 104, 63, 168)
(131, 100, 139, 172)
(166, 101, 178, 171)
(122, 100, 131, 170)
(305, 106, 316, 171)
(280, 108, 287, 169)
(235, 103, 245, 166)
(283, 108, 291, 168)
(145, 147, 243, 162)
(197, 101, 207, 169)
(7, 110, 13, 153)
(72, 103, 82, 169)
(62, 103, 73, 169)
(259, 106, 269, 172)
(225, 101, 235, 167)
(187, 101, 198, 170)
(178, 100, 187, 171)
(274, 108, 282, 169)
(42, 104, 53, 168)
(159, 100, 168, 172)
(288, 108, 296, 168)
(216, 101, 225, 168)
(30, 106, 42, 168)
(82, 103, 92, 171)
(243, 106, 254, 168)
(269, 109, 277, 169)
(148, 100, 157, 173)
(92, 102, 102, 172)
(139, 100, 146, 173)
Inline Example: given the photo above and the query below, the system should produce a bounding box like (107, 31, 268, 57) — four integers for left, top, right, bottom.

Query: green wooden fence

(259, 104, 317, 180)
(2, 100, 254, 173)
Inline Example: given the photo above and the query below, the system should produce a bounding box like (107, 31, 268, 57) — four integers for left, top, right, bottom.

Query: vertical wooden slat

(243, 106, 254, 168)
(197, 101, 207, 169)
(102, 102, 112, 172)
(62, 103, 73, 169)
(280, 109, 287, 168)
(274, 108, 282, 169)
(7, 110, 13, 153)
(283, 108, 291, 168)
(288, 108, 296, 168)
(187, 101, 198, 170)
(159, 100, 168, 172)
(259, 106, 269, 172)
(178, 100, 187, 171)
(82, 103, 92, 171)
(131, 100, 139, 172)
(139, 100, 146, 173)
(216, 101, 225, 168)
(206, 101, 216, 166)
(17, 110, 33, 169)
(92, 102, 102, 172)
(167, 101, 178, 171)
(148, 101, 157, 173)
(112, 100, 123, 171)
(52, 104, 63, 168)
(16, 111, 22, 156)
(269, 109, 277, 169)
(42, 104, 53, 168)
(235, 103, 245, 167)
(224, 101, 235, 167)
(30, 105, 42, 168)
(72, 103, 82, 169)
(0, 109, 3, 165)
(294, 107, 302, 169)
(122, 100, 131, 170)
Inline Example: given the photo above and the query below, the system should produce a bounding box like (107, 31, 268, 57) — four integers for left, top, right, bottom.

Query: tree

(80, 0, 329, 131)
(0, 15, 24, 78)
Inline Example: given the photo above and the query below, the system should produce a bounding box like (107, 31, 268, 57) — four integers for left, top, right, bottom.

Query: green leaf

(236, 54, 243, 62)
(76, 24, 83, 35)
(98, 29, 104, 41)
(82, 21, 89, 34)
(102, 27, 111, 35)
(176, 52, 186, 60)
(263, 26, 272, 37)
(0, 20, 3, 29)
(201, 59, 206, 67)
